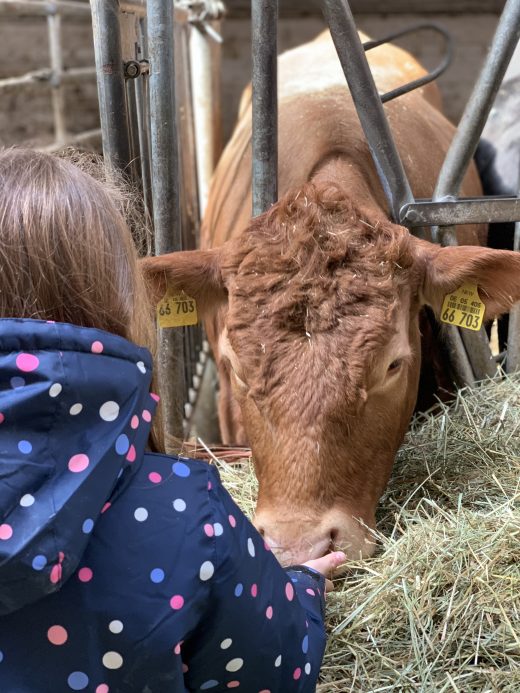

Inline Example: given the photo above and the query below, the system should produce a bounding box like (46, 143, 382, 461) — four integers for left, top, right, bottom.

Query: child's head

(0, 147, 152, 348)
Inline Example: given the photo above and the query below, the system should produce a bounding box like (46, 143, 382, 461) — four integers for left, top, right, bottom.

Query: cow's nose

(253, 509, 377, 564)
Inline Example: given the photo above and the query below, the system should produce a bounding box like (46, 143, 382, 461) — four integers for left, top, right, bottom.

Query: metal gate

(89, 0, 223, 441)
(252, 0, 520, 389)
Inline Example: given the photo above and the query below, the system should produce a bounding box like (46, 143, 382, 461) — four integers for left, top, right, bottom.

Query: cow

(142, 30, 520, 566)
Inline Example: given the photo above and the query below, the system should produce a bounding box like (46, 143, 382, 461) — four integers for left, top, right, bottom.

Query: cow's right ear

(140, 248, 227, 317)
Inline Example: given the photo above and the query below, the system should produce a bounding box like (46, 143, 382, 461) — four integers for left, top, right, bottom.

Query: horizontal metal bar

(0, 66, 96, 92)
(0, 0, 91, 18)
(38, 127, 102, 152)
(400, 197, 520, 227)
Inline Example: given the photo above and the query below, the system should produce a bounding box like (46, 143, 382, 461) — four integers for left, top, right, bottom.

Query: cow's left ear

(140, 248, 227, 317)
(417, 241, 520, 320)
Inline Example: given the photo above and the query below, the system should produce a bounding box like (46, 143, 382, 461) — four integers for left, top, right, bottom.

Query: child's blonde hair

(0, 147, 163, 450)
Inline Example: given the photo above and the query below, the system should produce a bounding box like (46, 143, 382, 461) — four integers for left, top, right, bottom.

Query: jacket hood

(0, 319, 157, 615)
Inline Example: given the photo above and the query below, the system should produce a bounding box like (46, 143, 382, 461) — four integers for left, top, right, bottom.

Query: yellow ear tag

(440, 283, 485, 331)
(157, 289, 198, 328)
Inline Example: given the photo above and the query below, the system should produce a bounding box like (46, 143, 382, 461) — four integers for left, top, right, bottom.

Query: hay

(213, 373, 520, 692)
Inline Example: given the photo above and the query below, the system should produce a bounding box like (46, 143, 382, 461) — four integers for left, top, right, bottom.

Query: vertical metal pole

(47, 10, 67, 145)
(320, 0, 415, 222)
(506, 203, 520, 372)
(148, 0, 184, 439)
(90, 0, 132, 172)
(252, 0, 278, 217)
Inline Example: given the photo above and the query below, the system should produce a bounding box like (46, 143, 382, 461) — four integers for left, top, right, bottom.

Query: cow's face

(142, 183, 520, 566)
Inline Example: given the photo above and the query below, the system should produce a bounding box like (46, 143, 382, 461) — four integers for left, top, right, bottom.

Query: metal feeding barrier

(89, 0, 223, 440)
(252, 0, 520, 389)
(0, 0, 100, 151)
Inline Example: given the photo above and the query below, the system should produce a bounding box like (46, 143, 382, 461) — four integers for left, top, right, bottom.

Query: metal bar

(320, 0, 415, 223)
(0, 0, 91, 18)
(135, 72, 153, 233)
(148, 0, 185, 438)
(0, 66, 96, 92)
(251, 0, 278, 216)
(506, 196, 520, 372)
(47, 11, 67, 144)
(433, 0, 520, 247)
(90, 0, 131, 173)
(39, 127, 102, 152)
(401, 197, 520, 227)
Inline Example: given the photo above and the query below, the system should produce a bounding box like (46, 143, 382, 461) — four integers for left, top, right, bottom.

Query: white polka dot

(173, 499, 186, 512)
(69, 403, 83, 416)
(225, 658, 243, 673)
(102, 651, 123, 669)
(109, 620, 123, 634)
(134, 507, 148, 522)
(49, 383, 62, 398)
(275, 655, 282, 667)
(213, 523, 223, 536)
(247, 538, 255, 557)
(99, 401, 119, 422)
(199, 560, 215, 581)
(136, 361, 146, 374)
(220, 638, 232, 650)
(305, 662, 311, 675)
(20, 494, 34, 507)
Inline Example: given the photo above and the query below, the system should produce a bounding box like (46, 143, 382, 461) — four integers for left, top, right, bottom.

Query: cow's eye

(387, 359, 402, 373)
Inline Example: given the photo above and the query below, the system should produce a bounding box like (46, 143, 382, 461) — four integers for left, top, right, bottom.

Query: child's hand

(302, 551, 346, 593)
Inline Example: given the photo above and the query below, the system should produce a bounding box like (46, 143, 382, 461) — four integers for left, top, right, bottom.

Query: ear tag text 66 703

(440, 283, 485, 331)
(157, 289, 198, 328)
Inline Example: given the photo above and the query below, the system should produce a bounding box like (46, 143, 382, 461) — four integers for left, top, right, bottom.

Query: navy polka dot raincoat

(0, 319, 327, 692)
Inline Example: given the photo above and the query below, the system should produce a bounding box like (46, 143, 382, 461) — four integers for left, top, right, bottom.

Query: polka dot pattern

(48, 625, 68, 645)
(49, 383, 62, 397)
(16, 353, 39, 372)
(99, 401, 119, 422)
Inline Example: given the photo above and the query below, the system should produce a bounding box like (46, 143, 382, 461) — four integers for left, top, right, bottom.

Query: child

(0, 148, 345, 692)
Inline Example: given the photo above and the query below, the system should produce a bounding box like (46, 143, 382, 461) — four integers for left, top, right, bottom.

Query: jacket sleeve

(183, 466, 327, 692)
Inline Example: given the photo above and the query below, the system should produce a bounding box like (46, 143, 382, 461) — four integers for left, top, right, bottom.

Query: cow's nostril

(257, 527, 265, 537)
(330, 528, 339, 545)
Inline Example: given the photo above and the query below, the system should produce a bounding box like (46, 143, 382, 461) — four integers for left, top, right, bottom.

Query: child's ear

(140, 248, 227, 317)
(415, 241, 520, 320)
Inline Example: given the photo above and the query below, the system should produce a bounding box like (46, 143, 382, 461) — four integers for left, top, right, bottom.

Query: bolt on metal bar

(47, 11, 66, 145)
(320, 0, 415, 224)
(251, 0, 278, 217)
(432, 0, 520, 247)
(147, 0, 185, 439)
(90, 0, 132, 173)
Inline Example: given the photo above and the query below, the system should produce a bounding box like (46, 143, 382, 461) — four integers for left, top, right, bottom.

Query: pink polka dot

(16, 353, 39, 372)
(150, 393, 160, 402)
(101, 502, 111, 513)
(208, 481, 212, 490)
(228, 515, 236, 528)
(182, 663, 188, 673)
(170, 595, 184, 610)
(58, 551, 65, 563)
(78, 567, 93, 583)
(96, 686, 109, 693)
(285, 582, 294, 601)
(266, 606, 273, 620)
(130, 415, 139, 429)
(251, 583, 258, 598)
(293, 668, 302, 680)
(47, 625, 68, 645)
(142, 409, 152, 422)
(264, 542, 271, 551)
(227, 682, 240, 689)
(91, 341, 104, 354)
(259, 690, 271, 693)
(126, 445, 136, 463)
(0, 524, 13, 540)
(204, 523, 214, 537)
(148, 472, 162, 484)
(174, 642, 182, 655)
(0, 413, 4, 424)
(50, 563, 62, 584)
(68, 453, 89, 473)
(306, 588, 316, 596)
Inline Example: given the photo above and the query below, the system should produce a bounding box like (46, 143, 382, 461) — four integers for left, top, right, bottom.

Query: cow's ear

(418, 242, 520, 320)
(140, 248, 227, 316)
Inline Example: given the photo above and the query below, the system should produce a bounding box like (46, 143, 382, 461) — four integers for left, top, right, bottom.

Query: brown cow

(143, 31, 520, 565)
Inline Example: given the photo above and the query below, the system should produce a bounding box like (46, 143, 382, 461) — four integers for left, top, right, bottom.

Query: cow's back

(202, 30, 480, 250)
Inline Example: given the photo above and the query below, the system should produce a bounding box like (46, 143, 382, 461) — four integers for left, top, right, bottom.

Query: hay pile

(213, 374, 520, 692)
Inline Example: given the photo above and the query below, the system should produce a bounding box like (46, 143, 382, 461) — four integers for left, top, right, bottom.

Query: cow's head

(142, 183, 520, 565)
